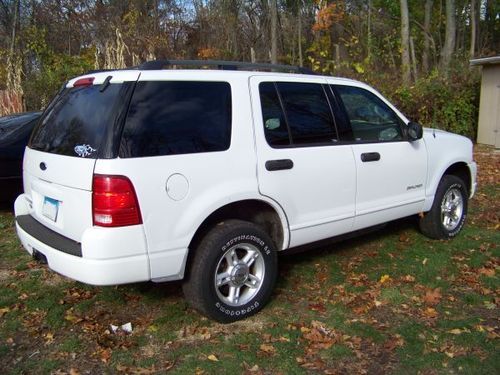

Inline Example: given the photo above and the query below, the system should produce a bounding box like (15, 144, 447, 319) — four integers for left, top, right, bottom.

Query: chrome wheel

(214, 243, 265, 307)
(441, 187, 464, 231)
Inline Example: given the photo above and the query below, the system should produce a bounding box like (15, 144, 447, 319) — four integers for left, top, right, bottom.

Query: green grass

(1, 151, 499, 374)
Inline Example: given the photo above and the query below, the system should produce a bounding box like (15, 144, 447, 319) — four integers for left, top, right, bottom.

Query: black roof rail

(137, 60, 316, 75)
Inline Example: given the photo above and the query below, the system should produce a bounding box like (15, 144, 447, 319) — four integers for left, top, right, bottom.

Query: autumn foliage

(312, 2, 345, 32)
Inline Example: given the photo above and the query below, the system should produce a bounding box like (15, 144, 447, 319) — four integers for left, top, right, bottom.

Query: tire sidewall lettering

(215, 300, 260, 316)
(221, 235, 270, 255)
(214, 232, 271, 317)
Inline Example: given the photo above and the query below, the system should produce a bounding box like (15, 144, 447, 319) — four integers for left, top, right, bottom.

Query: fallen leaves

(402, 274, 416, 283)
(423, 288, 442, 306)
(259, 343, 276, 355)
(207, 354, 219, 362)
(379, 274, 391, 284)
(115, 362, 174, 374)
(0, 307, 9, 317)
(423, 307, 438, 318)
(478, 267, 495, 277)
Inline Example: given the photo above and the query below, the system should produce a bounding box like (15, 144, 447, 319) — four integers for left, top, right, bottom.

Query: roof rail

(137, 60, 316, 75)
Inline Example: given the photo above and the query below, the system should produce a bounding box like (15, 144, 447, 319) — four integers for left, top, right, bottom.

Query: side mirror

(407, 121, 423, 141)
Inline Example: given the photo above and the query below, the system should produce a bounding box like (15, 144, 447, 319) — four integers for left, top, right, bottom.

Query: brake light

(73, 77, 94, 87)
(92, 175, 142, 227)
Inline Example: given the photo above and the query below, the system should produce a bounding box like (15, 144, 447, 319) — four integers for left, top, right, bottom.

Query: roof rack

(137, 60, 316, 75)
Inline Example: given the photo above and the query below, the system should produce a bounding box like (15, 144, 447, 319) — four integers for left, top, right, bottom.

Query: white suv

(14, 60, 477, 322)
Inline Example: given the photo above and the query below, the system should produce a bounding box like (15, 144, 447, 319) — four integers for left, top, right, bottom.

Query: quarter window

(333, 85, 404, 142)
(120, 81, 231, 157)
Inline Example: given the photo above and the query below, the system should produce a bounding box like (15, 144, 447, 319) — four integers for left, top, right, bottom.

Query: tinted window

(276, 82, 336, 145)
(120, 81, 231, 157)
(334, 85, 404, 142)
(259, 82, 290, 146)
(30, 84, 129, 158)
(325, 87, 354, 142)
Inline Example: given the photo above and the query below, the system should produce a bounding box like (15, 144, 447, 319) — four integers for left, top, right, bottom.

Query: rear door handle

(265, 159, 294, 171)
(360, 152, 380, 162)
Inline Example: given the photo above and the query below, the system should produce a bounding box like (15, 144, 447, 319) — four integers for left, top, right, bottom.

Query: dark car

(0, 111, 42, 203)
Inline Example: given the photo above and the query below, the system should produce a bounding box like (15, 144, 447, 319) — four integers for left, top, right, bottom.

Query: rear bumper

(14, 194, 151, 286)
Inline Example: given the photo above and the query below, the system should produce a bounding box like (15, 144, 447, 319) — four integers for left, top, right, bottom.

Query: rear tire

(419, 175, 468, 239)
(183, 220, 277, 323)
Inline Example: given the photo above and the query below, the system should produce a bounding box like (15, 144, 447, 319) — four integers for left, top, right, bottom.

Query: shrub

(388, 69, 480, 140)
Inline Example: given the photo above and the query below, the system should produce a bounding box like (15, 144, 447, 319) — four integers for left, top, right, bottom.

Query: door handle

(360, 152, 380, 162)
(265, 159, 294, 171)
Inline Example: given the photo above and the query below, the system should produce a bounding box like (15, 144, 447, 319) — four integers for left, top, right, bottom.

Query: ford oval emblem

(40, 162, 47, 171)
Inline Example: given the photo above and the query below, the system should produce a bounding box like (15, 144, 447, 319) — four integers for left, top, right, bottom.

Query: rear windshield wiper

(100, 76, 112, 92)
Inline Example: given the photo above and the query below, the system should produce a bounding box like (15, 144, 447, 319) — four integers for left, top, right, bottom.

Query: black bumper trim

(16, 215, 82, 257)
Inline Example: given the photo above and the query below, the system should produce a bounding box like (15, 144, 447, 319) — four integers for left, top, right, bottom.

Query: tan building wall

(477, 65, 500, 148)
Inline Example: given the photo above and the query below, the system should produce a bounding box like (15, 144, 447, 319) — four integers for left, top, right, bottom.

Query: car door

(250, 76, 356, 248)
(329, 83, 427, 230)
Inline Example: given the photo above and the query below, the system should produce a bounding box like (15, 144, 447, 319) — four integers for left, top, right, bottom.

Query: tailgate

(23, 148, 95, 242)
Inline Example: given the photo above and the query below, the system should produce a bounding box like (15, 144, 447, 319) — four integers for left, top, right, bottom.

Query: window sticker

(74, 144, 96, 157)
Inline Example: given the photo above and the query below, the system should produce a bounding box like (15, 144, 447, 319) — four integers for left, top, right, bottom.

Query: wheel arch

(181, 198, 288, 281)
(423, 161, 473, 212)
(188, 198, 289, 253)
(443, 162, 472, 195)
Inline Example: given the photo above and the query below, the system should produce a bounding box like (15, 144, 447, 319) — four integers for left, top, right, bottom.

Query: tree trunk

(400, 0, 411, 85)
(422, 0, 433, 73)
(469, 0, 476, 58)
(298, 4, 303, 67)
(270, 0, 278, 64)
(10, 0, 20, 55)
(440, 0, 456, 74)
(410, 36, 418, 81)
(367, 0, 372, 62)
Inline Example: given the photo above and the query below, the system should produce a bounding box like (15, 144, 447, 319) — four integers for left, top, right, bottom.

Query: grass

(0, 146, 498, 374)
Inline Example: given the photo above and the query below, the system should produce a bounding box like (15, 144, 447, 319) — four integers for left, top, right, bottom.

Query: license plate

(42, 197, 59, 222)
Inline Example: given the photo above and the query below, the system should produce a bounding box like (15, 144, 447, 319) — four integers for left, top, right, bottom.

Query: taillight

(92, 174, 142, 227)
(73, 77, 94, 87)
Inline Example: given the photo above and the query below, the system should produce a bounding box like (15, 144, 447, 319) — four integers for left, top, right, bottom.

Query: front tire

(419, 175, 468, 239)
(183, 220, 277, 323)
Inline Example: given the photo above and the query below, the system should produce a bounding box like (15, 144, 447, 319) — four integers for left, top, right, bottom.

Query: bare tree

(422, 0, 433, 73)
(400, 0, 411, 85)
(270, 0, 278, 63)
(469, 0, 476, 58)
(440, 0, 456, 73)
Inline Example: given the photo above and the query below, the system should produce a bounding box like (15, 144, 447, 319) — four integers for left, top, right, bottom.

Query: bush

(388, 69, 480, 140)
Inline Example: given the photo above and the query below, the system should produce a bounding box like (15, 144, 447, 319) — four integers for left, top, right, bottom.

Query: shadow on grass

(278, 216, 418, 266)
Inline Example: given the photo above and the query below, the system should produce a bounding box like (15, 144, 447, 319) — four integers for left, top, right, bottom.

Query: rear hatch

(23, 71, 140, 242)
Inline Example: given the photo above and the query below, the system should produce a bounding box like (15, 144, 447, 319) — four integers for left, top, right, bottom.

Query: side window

(120, 81, 231, 157)
(259, 82, 290, 146)
(334, 85, 404, 142)
(276, 82, 337, 145)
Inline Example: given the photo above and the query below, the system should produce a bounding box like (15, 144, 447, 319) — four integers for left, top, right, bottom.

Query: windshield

(29, 83, 130, 158)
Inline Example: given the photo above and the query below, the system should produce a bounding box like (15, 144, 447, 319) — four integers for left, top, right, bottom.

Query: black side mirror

(407, 121, 423, 141)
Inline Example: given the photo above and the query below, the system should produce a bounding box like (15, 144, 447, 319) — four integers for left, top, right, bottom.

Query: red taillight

(73, 77, 95, 87)
(92, 175, 142, 227)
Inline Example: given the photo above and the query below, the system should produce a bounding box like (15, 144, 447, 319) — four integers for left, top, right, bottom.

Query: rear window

(119, 81, 231, 158)
(30, 83, 130, 158)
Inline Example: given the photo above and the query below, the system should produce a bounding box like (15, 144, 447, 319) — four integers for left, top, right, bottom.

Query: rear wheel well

(443, 162, 471, 195)
(188, 199, 285, 256)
